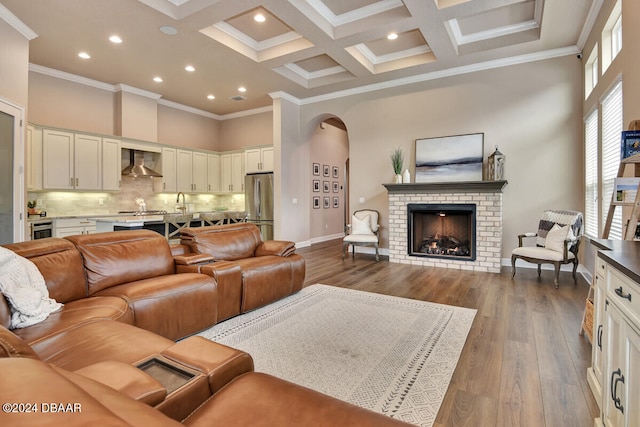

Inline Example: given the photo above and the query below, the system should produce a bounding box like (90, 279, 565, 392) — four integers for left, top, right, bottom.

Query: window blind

(601, 80, 623, 239)
(585, 110, 598, 238)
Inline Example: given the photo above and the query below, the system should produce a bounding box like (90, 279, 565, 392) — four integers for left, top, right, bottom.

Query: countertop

(590, 238, 640, 284)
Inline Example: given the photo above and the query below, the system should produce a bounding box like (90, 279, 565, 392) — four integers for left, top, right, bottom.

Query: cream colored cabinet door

(27, 125, 42, 191)
(176, 149, 193, 193)
(154, 147, 177, 193)
(245, 147, 273, 173)
(102, 137, 121, 191)
(231, 152, 244, 192)
(192, 151, 208, 193)
(74, 133, 102, 190)
(220, 154, 233, 193)
(42, 129, 74, 190)
(602, 300, 640, 427)
(206, 153, 219, 193)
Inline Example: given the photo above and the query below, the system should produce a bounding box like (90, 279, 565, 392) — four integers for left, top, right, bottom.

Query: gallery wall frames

(312, 163, 341, 208)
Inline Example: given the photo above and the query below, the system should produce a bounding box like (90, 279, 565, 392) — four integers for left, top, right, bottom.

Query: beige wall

(219, 111, 272, 152)
(157, 104, 220, 150)
(296, 55, 583, 258)
(28, 72, 115, 135)
(0, 20, 29, 109)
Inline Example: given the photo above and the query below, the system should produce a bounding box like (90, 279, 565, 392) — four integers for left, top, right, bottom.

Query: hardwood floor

(296, 239, 599, 427)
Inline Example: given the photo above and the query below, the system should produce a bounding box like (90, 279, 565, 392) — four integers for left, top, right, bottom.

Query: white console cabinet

(589, 251, 640, 427)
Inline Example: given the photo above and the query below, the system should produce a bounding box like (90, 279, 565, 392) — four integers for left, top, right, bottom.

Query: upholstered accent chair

(511, 210, 584, 288)
(343, 209, 380, 262)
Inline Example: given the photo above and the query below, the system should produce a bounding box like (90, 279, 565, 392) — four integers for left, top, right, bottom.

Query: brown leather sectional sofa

(0, 226, 411, 426)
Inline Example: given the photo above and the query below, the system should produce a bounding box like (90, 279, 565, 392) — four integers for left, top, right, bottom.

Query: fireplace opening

(407, 204, 476, 260)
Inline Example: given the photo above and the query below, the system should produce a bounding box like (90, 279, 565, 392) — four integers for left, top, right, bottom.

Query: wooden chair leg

(511, 255, 517, 279)
(537, 264, 542, 277)
(553, 262, 560, 289)
(572, 260, 578, 285)
(374, 243, 379, 262)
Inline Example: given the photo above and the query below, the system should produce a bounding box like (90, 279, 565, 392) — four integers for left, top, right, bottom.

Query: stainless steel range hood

(122, 150, 162, 177)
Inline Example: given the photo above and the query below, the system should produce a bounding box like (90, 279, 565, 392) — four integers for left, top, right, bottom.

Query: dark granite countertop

(590, 238, 640, 284)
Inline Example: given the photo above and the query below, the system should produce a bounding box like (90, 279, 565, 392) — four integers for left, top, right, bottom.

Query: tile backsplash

(28, 176, 245, 217)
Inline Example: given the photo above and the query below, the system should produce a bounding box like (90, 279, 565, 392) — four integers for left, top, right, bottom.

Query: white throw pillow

(545, 224, 569, 253)
(352, 214, 373, 235)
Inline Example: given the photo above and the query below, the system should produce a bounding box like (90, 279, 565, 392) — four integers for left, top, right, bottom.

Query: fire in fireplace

(407, 204, 476, 260)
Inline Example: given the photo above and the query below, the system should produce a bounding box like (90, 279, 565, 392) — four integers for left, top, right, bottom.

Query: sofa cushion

(0, 294, 11, 329)
(3, 238, 87, 303)
(66, 230, 175, 295)
(183, 372, 413, 427)
(29, 319, 177, 371)
(180, 223, 263, 261)
(0, 325, 40, 359)
(12, 296, 133, 345)
(96, 273, 218, 340)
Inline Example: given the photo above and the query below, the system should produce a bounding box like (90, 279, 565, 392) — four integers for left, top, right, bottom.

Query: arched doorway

(308, 116, 349, 243)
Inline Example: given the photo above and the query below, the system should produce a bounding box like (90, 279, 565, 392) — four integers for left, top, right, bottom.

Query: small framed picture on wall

(332, 166, 339, 178)
(333, 181, 339, 193)
(313, 180, 320, 192)
(323, 164, 330, 177)
(313, 163, 320, 176)
(323, 197, 330, 209)
(333, 197, 339, 208)
(313, 196, 320, 209)
(323, 181, 330, 193)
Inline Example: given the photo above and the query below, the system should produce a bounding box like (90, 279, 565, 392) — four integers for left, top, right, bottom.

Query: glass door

(0, 99, 24, 244)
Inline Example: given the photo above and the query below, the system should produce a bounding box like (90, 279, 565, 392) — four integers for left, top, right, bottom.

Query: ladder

(602, 152, 640, 239)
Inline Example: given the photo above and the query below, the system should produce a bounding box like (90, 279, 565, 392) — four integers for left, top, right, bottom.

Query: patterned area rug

(198, 284, 476, 426)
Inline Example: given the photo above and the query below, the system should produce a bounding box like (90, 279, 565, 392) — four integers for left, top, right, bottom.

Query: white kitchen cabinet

(192, 151, 208, 193)
(42, 129, 74, 190)
(154, 147, 177, 193)
(245, 146, 273, 173)
(102, 137, 121, 191)
(27, 125, 42, 191)
(74, 133, 102, 190)
(220, 152, 244, 193)
(206, 153, 220, 193)
(591, 259, 640, 427)
(176, 149, 193, 193)
(53, 218, 96, 238)
(42, 130, 102, 190)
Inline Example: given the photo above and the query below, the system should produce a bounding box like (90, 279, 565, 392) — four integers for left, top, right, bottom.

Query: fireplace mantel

(383, 180, 507, 194)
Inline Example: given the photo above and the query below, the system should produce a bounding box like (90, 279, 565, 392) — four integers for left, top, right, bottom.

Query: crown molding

(0, 3, 38, 40)
(29, 63, 116, 92)
(269, 91, 302, 105)
(157, 98, 221, 119)
(220, 105, 273, 120)
(577, 0, 604, 50)
(115, 84, 162, 100)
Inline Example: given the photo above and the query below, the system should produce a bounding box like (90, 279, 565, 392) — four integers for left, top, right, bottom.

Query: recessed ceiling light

(387, 32, 398, 40)
(254, 13, 266, 23)
(78, 52, 91, 59)
(185, 65, 195, 72)
(238, 86, 247, 93)
(109, 35, 123, 44)
(207, 94, 215, 100)
(153, 76, 163, 83)
(160, 25, 178, 35)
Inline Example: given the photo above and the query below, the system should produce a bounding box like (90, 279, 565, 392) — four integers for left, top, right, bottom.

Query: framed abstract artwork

(415, 133, 484, 183)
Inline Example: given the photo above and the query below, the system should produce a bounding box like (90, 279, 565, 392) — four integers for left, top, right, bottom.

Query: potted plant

(27, 200, 36, 215)
(390, 148, 404, 183)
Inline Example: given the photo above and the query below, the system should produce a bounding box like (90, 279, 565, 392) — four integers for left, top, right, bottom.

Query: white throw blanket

(0, 246, 63, 328)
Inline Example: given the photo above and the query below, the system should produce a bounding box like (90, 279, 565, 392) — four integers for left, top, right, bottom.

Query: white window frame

(601, 0, 622, 74)
(600, 79, 623, 239)
(584, 108, 598, 238)
(584, 44, 598, 99)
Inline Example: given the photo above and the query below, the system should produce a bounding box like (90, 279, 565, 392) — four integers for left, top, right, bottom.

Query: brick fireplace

(383, 181, 507, 273)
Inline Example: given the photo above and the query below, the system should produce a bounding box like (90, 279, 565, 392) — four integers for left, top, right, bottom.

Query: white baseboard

(309, 233, 345, 245)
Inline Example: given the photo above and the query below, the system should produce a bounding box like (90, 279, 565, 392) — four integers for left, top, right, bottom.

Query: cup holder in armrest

(137, 358, 196, 395)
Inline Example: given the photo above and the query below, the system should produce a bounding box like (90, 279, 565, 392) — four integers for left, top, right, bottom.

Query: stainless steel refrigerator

(245, 173, 274, 240)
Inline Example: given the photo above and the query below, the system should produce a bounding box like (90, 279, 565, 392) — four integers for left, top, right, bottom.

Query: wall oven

(30, 220, 53, 240)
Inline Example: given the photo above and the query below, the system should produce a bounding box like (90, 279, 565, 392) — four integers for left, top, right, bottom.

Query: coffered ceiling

(2, 0, 599, 117)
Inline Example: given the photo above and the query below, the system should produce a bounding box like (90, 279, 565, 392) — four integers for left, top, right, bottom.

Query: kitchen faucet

(176, 192, 186, 212)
